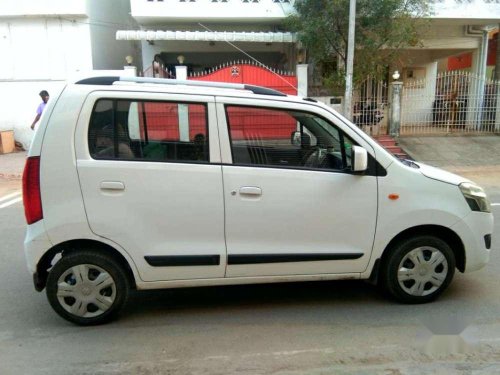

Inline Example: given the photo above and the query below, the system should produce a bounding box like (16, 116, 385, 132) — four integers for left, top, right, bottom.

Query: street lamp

(392, 70, 400, 80)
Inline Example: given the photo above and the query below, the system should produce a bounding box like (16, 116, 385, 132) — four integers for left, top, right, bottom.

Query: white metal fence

(401, 71, 500, 135)
(352, 78, 389, 137)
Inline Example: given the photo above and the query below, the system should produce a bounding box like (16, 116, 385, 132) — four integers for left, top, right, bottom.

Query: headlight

(459, 182, 491, 213)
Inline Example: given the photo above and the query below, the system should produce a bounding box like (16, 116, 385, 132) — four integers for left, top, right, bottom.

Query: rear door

(75, 91, 226, 282)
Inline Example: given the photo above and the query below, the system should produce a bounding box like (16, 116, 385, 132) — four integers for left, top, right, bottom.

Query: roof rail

(75, 76, 287, 97)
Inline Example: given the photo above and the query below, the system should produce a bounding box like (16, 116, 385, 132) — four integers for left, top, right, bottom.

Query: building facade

(117, 0, 298, 77)
(1, 0, 499, 146)
(0, 0, 140, 148)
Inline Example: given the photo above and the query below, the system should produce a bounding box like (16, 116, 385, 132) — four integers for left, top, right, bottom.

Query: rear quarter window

(88, 99, 209, 163)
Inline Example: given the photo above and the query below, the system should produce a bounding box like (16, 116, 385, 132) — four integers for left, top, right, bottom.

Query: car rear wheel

(46, 251, 129, 325)
(381, 235, 456, 304)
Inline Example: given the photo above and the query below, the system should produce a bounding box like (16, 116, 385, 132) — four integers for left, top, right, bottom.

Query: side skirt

(135, 272, 362, 290)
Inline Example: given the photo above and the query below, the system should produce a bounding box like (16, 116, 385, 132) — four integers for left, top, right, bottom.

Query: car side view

(23, 76, 494, 325)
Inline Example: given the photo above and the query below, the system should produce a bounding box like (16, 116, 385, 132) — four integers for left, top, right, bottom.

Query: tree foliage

(286, 0, 430, 90)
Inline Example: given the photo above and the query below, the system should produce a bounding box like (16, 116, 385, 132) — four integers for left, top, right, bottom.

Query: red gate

(189, 61, 298, 140)
(188, 61, 297, 95)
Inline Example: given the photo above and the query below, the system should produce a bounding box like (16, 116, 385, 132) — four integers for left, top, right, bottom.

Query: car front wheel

(381, 235, 456, 303)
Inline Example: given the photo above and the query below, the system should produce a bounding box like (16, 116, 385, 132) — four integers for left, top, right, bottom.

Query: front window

(225, 105, 355, 171)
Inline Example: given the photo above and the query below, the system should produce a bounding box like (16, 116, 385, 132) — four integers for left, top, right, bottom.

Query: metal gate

(188, 60, 297, 95)
(401, 71, 500, 135)
(352, 78, 389, 137)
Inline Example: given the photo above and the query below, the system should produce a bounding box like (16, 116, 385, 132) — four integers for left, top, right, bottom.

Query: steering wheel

(304, 147, 328, 168)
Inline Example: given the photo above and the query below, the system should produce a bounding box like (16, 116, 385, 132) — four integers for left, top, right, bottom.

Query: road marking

(0, 197, 22, 209)
(491, 203, 500, 206)
(0, 191, 21, 203)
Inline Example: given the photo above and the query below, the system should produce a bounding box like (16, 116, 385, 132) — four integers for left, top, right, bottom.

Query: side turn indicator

(388, 194, 399, 201)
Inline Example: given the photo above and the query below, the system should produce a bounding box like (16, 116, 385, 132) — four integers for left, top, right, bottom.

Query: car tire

(381, 235, 456, 304)
(46, 250, 129, 325)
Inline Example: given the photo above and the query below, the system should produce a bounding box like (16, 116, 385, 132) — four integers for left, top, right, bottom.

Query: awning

(116, 30, 297, 43)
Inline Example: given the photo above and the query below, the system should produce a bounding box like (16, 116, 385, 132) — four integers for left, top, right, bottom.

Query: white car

(23, 76, 494, 325)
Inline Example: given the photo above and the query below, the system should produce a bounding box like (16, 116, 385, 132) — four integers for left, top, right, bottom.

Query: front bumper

(451, 211, 494, 272)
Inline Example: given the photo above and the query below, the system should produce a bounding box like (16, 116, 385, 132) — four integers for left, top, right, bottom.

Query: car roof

(71, 75, 317, 105)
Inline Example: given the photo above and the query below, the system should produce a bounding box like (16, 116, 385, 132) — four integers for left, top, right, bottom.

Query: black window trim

(88, 98, 211, 165)
(223, 103, 385, 176)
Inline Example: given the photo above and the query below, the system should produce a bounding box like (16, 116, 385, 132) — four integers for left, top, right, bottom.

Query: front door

(217, 100, 378, 278)
(75, 92, 226, 282)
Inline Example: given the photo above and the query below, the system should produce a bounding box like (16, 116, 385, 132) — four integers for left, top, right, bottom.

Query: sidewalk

(399, 135, 500, 169)
(0, 151, 27, 180)
(399, 135, 500, 192)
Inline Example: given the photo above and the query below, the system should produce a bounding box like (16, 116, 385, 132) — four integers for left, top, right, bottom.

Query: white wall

(130, 0, 294, 23)
(87, 0, 142, 71)
(0, 0, 141, 149)
(0, 81, 66, 150)
(0, 17, 94, 148)
(0, 70, 138, 150)
(0, 18, 93, 80)
(431, 0, 500, 20)
(0, 0, 87, 17)
(401, 61, 439, 125)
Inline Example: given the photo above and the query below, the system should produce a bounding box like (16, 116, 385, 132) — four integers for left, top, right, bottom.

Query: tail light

(23, 156, 43, 225)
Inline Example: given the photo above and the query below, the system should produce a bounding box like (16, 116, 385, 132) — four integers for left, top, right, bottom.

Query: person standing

(30, 90, 49, 130)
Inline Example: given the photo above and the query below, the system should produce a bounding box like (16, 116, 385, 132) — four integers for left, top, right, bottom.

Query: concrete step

(372, 135, 410, 160)
(377, 139, 397, 147)
(375, 135, 394, 141)
(385, 146, 403, 154)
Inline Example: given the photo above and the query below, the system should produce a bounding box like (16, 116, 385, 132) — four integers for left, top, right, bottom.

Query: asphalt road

(0, 182, 499, 374)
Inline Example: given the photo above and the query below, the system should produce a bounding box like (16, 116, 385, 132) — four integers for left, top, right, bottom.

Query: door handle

(100, 181, 125, 191)
(239, 186, 262, 196)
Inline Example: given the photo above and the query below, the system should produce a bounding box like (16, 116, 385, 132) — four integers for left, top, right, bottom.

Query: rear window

(88, 99, 209, 163)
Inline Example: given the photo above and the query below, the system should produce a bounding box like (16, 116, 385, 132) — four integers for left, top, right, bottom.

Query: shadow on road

(116, 276, 485, 328)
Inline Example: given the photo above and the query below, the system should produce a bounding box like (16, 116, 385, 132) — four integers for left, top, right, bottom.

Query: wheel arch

(35, 239, 138, 292)
(379, 225, 466, 274)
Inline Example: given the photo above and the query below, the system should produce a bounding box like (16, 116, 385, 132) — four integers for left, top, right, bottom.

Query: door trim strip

(145, 255, 220, 267)
(228, 253, 363, 265)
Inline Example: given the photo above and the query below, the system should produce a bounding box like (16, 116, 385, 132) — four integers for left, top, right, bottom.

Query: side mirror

(351, 145, 368, 172)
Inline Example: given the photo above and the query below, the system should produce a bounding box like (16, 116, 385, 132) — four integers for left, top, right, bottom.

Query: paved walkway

(399, 135, 500, 168)
(0, 151, 26, 180)
(0, 151, 25, 198)
(399, 135, 500, 193)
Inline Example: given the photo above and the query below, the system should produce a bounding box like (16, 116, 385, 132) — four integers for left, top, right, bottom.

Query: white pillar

(495, 24, 500, 131)
(123, 66, 137, 77)
(175, 65, 190, 141)
(426, 62, 438, 103)
(296, 64, 308, 97)
(468, 33, 489, 129)
(477, 31, 489, 128)
(494, 75, 500, 131)
(175, 65, 188, 81)
(390, 81, 403, 138)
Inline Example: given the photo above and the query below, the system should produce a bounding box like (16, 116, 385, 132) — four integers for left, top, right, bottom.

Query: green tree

(287, 0, 429, 91)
